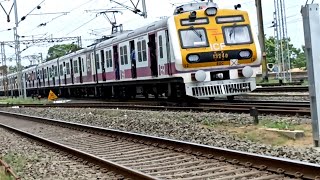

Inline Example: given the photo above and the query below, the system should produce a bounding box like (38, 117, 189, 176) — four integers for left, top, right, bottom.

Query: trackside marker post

(48, 90, 58, 101)
(301, 3, 320, 147)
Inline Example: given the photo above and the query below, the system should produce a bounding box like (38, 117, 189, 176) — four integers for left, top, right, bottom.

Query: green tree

(46, 44, 82, 61)
(290, 45, 307, 68)
(265, 36, 276, 64)
(265, 36, 306, 69)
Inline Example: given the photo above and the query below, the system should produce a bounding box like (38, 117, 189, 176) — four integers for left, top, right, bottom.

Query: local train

(0, 2, 261, 100)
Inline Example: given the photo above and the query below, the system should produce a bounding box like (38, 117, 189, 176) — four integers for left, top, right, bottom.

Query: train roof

(9, 17, 170, 74)
(96, 17, 169, 48)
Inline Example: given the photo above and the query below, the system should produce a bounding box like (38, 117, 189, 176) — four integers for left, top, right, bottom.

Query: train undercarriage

(1, 77, 194, 101)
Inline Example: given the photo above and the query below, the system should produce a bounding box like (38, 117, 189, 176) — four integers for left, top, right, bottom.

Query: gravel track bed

(235, 94, 309, 101)
(0, 115, 288, 179)
(0, 128, 125, 180)
(1, 107, 318, 166)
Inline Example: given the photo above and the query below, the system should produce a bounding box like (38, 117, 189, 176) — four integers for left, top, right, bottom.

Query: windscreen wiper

(189, 26, 202, 41)
(229, 23, 237, 39)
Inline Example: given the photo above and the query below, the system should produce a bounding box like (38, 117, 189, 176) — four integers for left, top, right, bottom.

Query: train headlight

(195, 70, 206, 82)
(239, 50, 252, 58)
(216, 73, 224, 79)
(187, 54, 200, 63)
(189, 11, 197, 20)
(242, 66, 253, 78)
(205, 7, 217, 16)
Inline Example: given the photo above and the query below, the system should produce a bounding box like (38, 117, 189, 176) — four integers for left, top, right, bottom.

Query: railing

(0, 158, 20, 180)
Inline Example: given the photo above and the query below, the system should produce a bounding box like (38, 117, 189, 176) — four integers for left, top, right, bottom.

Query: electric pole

(255, 0, 268, 82)
(13, 0, 24, 98)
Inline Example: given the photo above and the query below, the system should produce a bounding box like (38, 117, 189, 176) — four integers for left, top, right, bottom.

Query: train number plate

(212, 52, 229, 61)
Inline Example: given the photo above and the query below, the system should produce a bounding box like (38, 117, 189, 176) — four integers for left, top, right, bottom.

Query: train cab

(167, 2, 261, 99)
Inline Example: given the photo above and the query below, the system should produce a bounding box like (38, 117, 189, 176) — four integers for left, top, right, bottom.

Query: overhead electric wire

(18, 0, 46, 24)
(50, 0, 99, 36)
(66, 15, 100, 35)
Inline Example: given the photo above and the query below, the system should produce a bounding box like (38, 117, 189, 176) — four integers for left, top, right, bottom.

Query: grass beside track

(202, 119, 312, 147)
(0, 97, 49, 104)
(256, 77, 309, 86)
(0, 151, 27, 179)
(0, 170, 13, 180)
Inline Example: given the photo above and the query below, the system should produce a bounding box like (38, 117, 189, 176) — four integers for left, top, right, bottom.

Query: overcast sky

(0, 0, 318, 66)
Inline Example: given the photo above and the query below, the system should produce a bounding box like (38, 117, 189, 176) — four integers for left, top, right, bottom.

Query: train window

(105, 50, 112, 68)
(159, 35, 163, 58)
(120, 46, 124, 65)
(142, 40, 147, 61)
(137, 41, 142, 62)
(223, 25, 252, 45)
(109, 50, 112, 67)
(66, 63, 70, 75)
(95, 54, 100, 69)
(124, 45, 128, 65)
(74, 60, 78, 74)
(60, 64, 63, 76)
(179, 28, 208, 48)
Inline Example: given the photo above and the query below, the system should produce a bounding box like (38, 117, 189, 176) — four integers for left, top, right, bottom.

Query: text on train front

(174, 7, 259, 69)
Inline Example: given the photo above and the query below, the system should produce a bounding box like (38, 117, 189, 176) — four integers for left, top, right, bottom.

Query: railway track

(0, 100, 311, 116)
(254, 86, 309, 92)
(0, 111, 319, 179)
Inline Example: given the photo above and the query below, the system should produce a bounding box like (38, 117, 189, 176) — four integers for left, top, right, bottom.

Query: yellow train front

(168, 2, 261, 100)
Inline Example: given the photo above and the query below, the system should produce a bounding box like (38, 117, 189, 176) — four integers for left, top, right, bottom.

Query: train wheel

(144, 92, 149, 99)
(227, 96, 235, 101)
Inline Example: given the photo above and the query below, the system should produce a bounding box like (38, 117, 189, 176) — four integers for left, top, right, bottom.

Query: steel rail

(0, 111, 319, 179)
(0, 113, 158, 180)
(255, 86, 309, 92)
(0, 102, 311, 116)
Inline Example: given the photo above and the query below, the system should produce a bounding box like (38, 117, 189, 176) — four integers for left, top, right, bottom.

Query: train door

(78, 57, 83, 83)
(94, 51, 101, 82)
(148, 33, 158, 77)
(165, 30, 172, 75)
(72, 58, 78, 84)
(42, 68, 45, 86)
(105, 47, 113, 79)
(119, 42, 131, 79)
(37, 69, 41, 87)
(70, 59, 74, 84)
(58, 62, 62, 86)
(135, 37, 148, 77)
(52, 65, 55, 86)
(100, 50, 106, 81)
(56, 61, 59, 86)
(113, 45, 120, 80)
(63, 62, 67, 85)
(157, 31, 169, 77)
(129, 40, 137, 78)
(32, 70, 35, 87)
(47, 67, 50, 86)
(86, 53, 92, 82)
